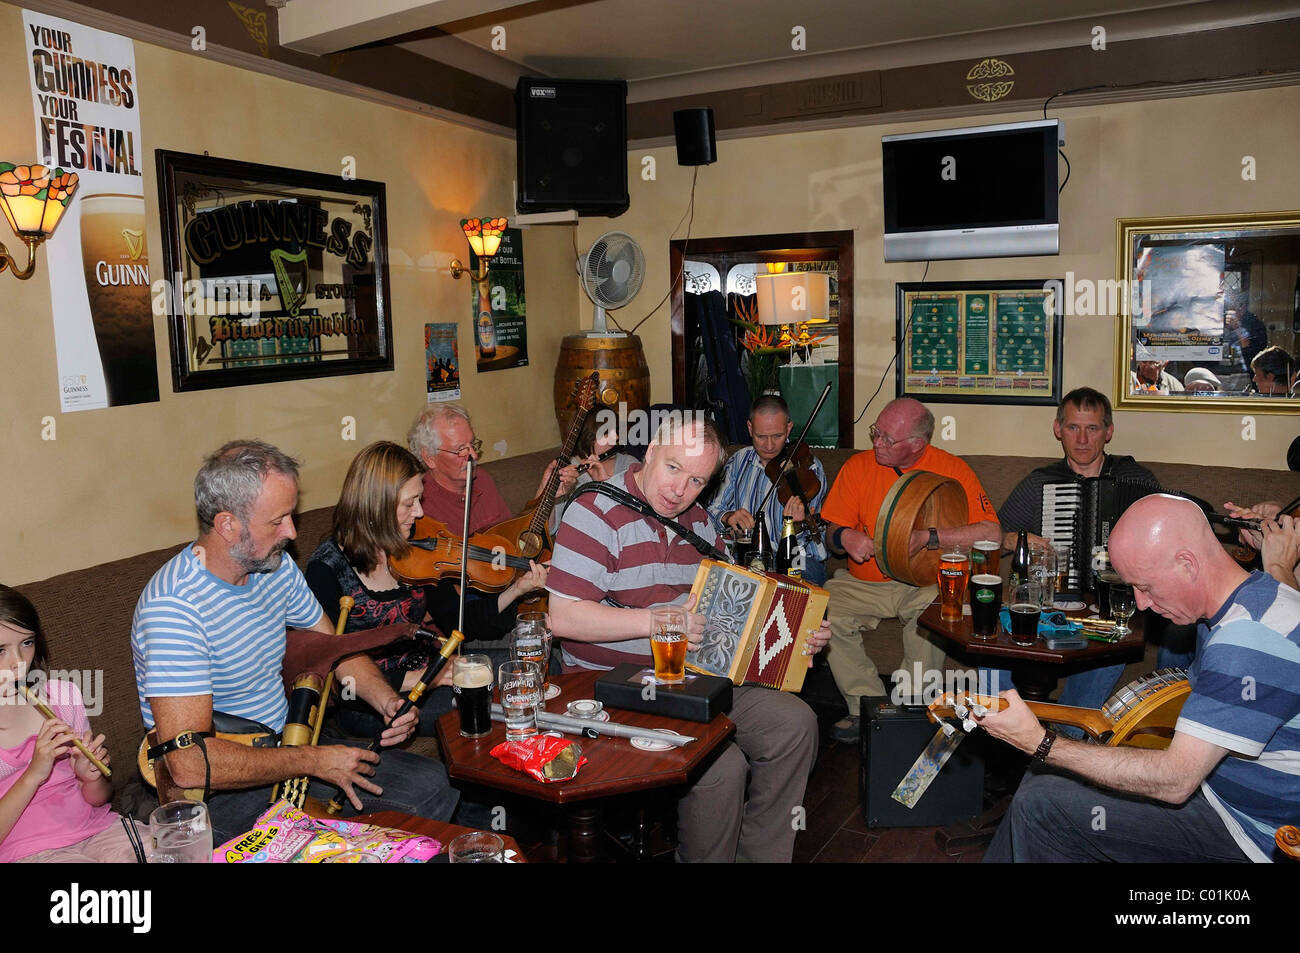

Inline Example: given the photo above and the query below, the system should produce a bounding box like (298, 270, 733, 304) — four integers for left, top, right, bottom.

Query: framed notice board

(896, 280, 1062, 406)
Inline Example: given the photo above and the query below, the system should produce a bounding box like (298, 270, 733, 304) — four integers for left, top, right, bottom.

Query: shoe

(831, 715, 860, 743)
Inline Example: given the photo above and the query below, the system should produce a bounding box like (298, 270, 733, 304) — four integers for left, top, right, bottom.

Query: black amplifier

(860, 696, 986, 828)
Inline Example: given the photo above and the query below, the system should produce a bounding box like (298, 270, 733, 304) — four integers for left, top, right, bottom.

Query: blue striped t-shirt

(131, 545, 324, 732)
(1176, 571, 1300, 862)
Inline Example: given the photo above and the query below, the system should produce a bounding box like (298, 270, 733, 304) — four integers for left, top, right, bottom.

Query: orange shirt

(821, 443, 998, 582)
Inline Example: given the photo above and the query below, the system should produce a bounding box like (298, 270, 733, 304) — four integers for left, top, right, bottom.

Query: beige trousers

(825, 570, 943, 716)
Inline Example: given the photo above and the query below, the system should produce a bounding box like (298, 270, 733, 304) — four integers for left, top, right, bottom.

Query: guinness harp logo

(121, 228, 144, 261)
(270, 248, 309, 317)
(966, 58, 1015, 102)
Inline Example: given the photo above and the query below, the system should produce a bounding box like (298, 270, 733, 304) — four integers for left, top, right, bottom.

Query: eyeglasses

(436, 438, 483, 458)
(869, 425, 914, 448)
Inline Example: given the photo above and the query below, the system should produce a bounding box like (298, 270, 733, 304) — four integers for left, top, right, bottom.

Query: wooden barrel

(873, 471, 969, 586)
(554, 333, 650, 440)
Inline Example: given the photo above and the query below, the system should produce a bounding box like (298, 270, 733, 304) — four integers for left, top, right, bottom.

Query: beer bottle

(775, 516, 799, 576)
(749, 511, 771, 573)
(1010, 530, 1030, 587)
(477, 309, 497, 359)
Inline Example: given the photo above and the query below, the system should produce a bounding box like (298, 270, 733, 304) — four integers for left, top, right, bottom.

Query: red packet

(490, 736, 586, 782)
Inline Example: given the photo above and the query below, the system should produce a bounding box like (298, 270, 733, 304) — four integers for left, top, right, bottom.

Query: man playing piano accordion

(994, 387, 1166, 711)
(131, 441, 460, 844)
(547, 416, 831, 863)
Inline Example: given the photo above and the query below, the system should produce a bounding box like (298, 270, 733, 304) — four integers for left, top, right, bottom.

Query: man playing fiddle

(708, 395, 829, 585)
(132, 440, 459, 843)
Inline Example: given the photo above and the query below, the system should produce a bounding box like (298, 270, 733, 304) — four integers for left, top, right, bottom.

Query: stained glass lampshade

(460, 216, 508, 259)
(0, 163, 79, 241)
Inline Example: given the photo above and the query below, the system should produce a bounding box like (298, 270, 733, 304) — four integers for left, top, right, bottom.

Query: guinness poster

(24, 10, 159, 410)
(155, 151, 394, 392)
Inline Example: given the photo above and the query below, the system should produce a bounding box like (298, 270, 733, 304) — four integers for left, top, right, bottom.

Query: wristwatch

(1032, 727, 1057, 763)
(926, 527, 941, 550)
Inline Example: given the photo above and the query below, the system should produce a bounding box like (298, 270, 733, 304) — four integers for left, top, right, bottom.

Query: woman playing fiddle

(305, 441, 547, 737)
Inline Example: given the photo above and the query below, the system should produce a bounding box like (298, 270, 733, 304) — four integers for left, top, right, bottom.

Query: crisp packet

(214, 799, 442, 863)
(490, 736, 587, 782)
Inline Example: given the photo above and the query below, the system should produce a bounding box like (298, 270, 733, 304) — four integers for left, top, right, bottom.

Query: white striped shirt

(131, 545, 323, 732)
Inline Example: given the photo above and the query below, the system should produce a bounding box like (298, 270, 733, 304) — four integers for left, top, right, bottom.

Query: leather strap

(1032, 727, 1057, 762)
(569, 482, 729, 563)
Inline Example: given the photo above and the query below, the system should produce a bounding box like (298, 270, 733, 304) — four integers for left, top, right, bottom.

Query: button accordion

(1042, 474, 1164, 591)
(685, 559, 829, 692)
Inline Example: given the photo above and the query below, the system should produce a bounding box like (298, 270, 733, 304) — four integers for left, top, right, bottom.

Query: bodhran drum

(873, 471, 969, 587)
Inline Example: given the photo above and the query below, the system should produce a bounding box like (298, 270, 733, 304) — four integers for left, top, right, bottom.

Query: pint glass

(969, 574, 1003, 641)
(1009, 583, 1042, 646)
(650, 606, 687, 684)
(79, 193, 156, 406)
(498, 660, 542, 742)
(972, 539, 1001, 575)
(938, 551, 970, 622)
(509, 611, 552, 698)
(453, 654, 493, 739)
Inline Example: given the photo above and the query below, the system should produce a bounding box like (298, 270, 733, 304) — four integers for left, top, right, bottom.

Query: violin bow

(755, 380, 834, 515)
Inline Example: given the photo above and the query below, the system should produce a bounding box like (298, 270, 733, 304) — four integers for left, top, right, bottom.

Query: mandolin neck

(1023, 700, 1114, 740)
(525, 383, 598, 537)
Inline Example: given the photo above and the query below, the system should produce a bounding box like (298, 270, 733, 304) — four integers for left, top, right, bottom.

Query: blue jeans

(800, 555, 828, 587)
(984, 768, 1247, 862)
(205, 735, 460, 845)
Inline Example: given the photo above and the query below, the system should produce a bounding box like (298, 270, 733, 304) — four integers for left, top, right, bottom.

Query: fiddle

(765, 442, 826, 538)
(388, 517, 540, 592)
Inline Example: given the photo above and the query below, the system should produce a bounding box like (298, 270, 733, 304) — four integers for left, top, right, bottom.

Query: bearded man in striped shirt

(548, 414, 831, 863)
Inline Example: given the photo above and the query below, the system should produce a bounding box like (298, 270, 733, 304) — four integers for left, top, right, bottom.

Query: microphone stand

(325, 457, 475, 815)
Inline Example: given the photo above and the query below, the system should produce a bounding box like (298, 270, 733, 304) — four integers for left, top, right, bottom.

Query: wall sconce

(450, 216, 507, 285)
(0, 162, 80, 280)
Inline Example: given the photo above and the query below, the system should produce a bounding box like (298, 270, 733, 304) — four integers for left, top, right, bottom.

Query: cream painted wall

(580, 84, 1300, 470)
(0, 5, 578, 585)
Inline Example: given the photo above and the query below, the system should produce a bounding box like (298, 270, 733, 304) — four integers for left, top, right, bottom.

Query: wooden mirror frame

(1114, 210, 1300, 414)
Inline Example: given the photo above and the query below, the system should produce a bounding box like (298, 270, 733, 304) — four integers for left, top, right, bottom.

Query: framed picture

(896, 280, 1062, 406)
(155, 150, 394, 392)
(1115, 210, 1300, 414)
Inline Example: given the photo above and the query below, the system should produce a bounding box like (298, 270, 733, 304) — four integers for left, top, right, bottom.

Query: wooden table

(918, 601, 1145, 700)
(354, 811, 529, 862)
(434, 670, 735, 862)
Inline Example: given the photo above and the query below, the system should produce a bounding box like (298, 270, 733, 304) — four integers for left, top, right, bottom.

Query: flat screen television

(882, 119, 1062, 261)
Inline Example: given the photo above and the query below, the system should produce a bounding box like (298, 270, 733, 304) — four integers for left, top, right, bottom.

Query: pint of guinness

(453, 654, 493, 739)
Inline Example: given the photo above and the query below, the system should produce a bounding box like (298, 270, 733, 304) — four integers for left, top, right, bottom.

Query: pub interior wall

(0, 5, 580, 585)
(582, 84, 1300, 470)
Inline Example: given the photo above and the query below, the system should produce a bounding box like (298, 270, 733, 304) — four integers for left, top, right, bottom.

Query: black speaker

(673, 107, 716, 166)
(516, 77, 629, 217)
(860, 697, 985, 828)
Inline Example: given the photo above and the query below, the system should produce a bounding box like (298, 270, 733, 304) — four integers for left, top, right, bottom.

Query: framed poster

(471, 226, 528, 372)
(896, 280, 1062, 406)
(155, 150, 394, 391)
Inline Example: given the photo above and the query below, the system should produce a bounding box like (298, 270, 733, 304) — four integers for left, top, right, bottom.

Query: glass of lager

(498, 660, 542, 742)
(1009, 583, 1042, 646)
(938, 551, 970, 622)
(650, 606, 688, 684)
(509, 611, 552, 700)
(453, 654, 494, 739)
(970, 539, 1000, 576)
(969, 574, 1003, 641)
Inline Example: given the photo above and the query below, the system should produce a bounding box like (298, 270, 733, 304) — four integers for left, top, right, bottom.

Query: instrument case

(594, 663, 732, 723)
(860, 696, 986, 828)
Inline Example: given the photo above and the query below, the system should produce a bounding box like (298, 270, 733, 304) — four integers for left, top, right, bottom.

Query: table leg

(1012, 664, 1058, 701)
(567, 805, 602, 863)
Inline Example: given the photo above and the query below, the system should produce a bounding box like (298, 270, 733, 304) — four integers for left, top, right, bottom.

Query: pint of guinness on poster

(24, 11, 159, 410)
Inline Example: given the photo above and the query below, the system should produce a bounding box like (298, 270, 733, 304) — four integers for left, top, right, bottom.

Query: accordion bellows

(685, 560, 829, 692)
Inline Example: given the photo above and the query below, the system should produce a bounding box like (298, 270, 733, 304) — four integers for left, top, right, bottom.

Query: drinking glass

(498, 660, 543, 741)
(937, 551, 970, 622)
(650, 606, 688, 684)
(448, 831, 505, 863)
(510, 611, 552, 699)
(1029, 546, 1056, 609)
(1009, 582, 1042, 646)
(148, 800, 212, 863)
(1110, 583, 1136, 637)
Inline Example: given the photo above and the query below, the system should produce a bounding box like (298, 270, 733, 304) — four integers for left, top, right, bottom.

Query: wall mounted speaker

(673, 107, 717, 166)
(516, 78, 629, 217)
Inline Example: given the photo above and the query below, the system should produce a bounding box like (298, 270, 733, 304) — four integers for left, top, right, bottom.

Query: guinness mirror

(1115, 211, 1300, 414)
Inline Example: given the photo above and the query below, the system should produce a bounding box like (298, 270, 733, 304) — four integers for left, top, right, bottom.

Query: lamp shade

(461, 216, 508, 259)
(0, 163, 79, 240)
(754, 271, 830, 326)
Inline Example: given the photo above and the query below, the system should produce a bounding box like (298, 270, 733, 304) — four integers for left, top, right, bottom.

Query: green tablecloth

(779, 363, 839, 447)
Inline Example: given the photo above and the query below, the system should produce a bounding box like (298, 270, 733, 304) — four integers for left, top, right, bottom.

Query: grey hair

(195, 440, 301, 532)
(913, 404, 935, 442)
(408, 403, 472, 460)
(650, 412, 728, 477)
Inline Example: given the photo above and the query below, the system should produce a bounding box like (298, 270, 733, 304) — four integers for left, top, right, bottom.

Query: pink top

(0, 680, 116, 862)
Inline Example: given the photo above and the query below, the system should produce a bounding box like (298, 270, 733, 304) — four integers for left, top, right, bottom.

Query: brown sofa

(17, 446, 1298, 812)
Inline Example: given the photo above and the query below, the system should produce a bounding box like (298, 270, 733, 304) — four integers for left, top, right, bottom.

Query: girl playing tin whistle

(0, 584, 143, 862)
